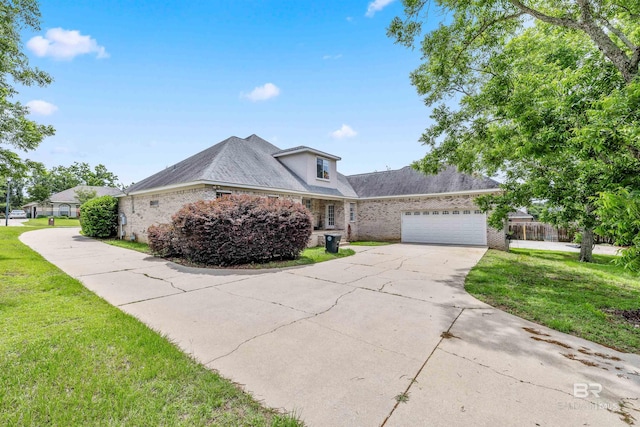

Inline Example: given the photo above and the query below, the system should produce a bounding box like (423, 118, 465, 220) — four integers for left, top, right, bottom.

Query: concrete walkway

(21, 228, 640, 426)
(510, 239, 623, 256)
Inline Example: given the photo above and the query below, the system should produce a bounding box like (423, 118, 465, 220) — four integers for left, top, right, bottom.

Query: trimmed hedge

(148, 195, 312, 266)
(80, 195, 118, 238)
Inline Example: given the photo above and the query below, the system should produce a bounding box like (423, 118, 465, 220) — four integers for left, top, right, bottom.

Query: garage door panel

(401, 212, 487, 246)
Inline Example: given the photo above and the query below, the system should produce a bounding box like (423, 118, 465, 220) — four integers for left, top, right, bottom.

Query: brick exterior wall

(355, 194, 508, 250)
(118, 186, 507, 250)
(118, 185, 306, 243)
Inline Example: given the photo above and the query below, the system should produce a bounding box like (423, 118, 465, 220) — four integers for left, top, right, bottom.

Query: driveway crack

(205, 288, 357, 365)
(381, 307, 465, 426)
(133, 271, 186, 292)
(212, 287, 312, 315)
(436, 348, 576, 397)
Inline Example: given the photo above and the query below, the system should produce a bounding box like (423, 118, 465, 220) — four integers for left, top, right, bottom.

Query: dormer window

(316, 158, 330, 180)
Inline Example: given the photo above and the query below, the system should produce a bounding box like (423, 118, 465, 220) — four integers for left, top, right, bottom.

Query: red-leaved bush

(147, 223, 180, 257)
(148, 195, 312, 266)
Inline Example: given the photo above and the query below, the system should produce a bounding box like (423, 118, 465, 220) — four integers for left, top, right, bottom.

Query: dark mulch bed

(605, 308, 640, 327)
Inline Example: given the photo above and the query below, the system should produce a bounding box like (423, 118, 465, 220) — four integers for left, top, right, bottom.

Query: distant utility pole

(5, 180, 10, 226)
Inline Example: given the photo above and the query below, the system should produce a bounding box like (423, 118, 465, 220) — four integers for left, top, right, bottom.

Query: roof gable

(125, 135, 358, 197)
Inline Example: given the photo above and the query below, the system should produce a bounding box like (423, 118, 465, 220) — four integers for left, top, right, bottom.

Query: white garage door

(401, 209, 487, 246)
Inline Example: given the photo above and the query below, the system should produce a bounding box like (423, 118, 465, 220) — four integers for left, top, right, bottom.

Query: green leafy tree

(596, 189, 640, 271)
(25, 161, 50, 203)
(74, 188, 97, 204)
(389, 1, 640, 262)
(49, 162, 119, 193)
(0, 0, 54, 178)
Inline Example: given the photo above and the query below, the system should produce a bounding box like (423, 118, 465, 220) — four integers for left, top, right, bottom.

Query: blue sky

(19, 0, 439, 186)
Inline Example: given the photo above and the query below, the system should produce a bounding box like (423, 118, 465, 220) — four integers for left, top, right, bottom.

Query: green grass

(24, 217, 81, 227)
(253, 247, 356, 269)
(103, 238, 152, 254)
(102, 239, 355, 269)
(465, 248, 640, 353)
(348, 241, 394, 246)
(0, 227, 301, 426)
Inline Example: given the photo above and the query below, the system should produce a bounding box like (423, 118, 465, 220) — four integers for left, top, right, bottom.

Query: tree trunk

(579, 227, 594, 262)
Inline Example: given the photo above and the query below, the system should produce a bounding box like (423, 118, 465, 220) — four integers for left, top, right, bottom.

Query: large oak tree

(389, 0, 640, 262)
(0, 0, 54, 178)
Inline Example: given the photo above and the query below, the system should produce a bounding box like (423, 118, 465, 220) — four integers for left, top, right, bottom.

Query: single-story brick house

(23, 185, 124, 218)
(118, 135, 508, 249)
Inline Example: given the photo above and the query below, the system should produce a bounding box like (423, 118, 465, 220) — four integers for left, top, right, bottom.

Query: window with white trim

(327, 204, 335, 226)
(316, 158, 330, 180)
(432, 211, 439, 215)
(423, 211, 429, 215)
(463, 210, 471, 214)
(474, 210, 482, 214)
(303, 199, 312, 211)
(349, 203, 355, 221)
(442, 211, 450, 215)
(453, 210, 460, 215)
(216, 191, 232, 199)
(413, 211, 421, 215)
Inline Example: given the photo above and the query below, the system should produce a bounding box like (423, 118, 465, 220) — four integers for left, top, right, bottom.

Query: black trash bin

(324, 233, 341, 253)
(48, 217, 55, 226)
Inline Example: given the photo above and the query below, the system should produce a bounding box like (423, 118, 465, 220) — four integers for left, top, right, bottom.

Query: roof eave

(121, 180, 356, 200)
(355, 188, 502, 200)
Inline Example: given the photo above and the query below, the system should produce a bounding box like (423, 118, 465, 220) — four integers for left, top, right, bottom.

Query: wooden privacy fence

(508, 223, 574, 242)
(508, 222, 615, 244)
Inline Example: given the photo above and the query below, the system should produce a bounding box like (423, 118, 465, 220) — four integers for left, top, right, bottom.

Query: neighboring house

(508, 210, 535, 223)
(23, 185, 124, 218)
(118, 135, 508, 249)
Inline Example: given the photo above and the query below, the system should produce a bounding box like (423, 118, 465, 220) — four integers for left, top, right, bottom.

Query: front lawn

(466, 249, 640, 353)
(102, 239, 355, 268)
(103, 238, 152, 254)
(0, 227, 300, 426)
(348, 241, 394, 246)
(24, 217, 81, 227)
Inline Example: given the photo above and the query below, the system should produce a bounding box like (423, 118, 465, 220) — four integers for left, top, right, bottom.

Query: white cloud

(366, 0, 395, 17)
(330, 124, 357, 139)
(346, 16, 354, 22)
(26, 100, 58, 115)
(242, 83, 281, 102)
(27, 28, 109, 60)
(322, 54, 343, 60)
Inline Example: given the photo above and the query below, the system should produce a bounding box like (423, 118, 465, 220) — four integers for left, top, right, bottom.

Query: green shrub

(80, 196, 118, 238)
(149, 195, 312, 266)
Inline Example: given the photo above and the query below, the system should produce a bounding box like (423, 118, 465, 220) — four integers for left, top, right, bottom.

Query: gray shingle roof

(346, 166, 500, 198)
(50, 186, 123, 203)
(125, 135, 498, 199)
(125, 135, 358, 197)
(508, 210, 534, 218)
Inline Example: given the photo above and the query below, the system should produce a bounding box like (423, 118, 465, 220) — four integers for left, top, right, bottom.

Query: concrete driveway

(21, 228, 640, 426)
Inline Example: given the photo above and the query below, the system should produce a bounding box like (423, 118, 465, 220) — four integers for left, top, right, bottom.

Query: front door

(325, 204, 335, 229)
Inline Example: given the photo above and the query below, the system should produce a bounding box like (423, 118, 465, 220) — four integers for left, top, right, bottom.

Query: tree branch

(508, 0, 581, 29)
(599, 17, 636, 52)
(451, 12, 524, 71)
(510, 0, 638, 83)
